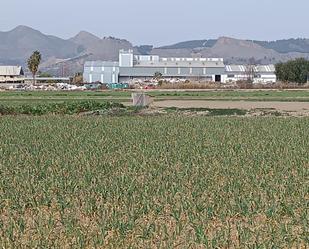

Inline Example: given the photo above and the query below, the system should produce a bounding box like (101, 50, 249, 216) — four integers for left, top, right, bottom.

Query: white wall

(225, 74, 277, 84)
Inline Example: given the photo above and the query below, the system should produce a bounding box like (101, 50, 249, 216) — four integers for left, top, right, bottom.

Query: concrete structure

(83, 61, 119, 84)
(225, 65, 276, 83)
(84, 50, 226, 84)
(0, 66, 24, 83)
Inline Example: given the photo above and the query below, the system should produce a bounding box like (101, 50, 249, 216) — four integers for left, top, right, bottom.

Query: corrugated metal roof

(226, 65, 246, 72)
(85, 59, 225, 69)
(226, 65, 275, 73)
(255, 65, 275, 72)
(0, 66, 23, 76)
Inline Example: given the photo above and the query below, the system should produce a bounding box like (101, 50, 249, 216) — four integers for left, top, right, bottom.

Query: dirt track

(153, 100, 309, 113)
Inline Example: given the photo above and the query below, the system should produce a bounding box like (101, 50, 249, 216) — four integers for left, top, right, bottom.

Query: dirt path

(153, 100, 309, 113)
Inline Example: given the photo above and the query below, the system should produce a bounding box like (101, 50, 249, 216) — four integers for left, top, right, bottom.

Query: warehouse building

(225, 65, 276, 83)
(84, 50, 226, 83)
(83, 50, 277, 84)
(0, 66, 24, 83)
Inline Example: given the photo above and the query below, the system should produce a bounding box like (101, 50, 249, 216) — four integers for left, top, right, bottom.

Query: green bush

(0, 101, 124, 116)
(276, 58, 309, 84)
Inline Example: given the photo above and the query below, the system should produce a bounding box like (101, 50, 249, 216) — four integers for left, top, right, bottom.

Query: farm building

(84, 50, 226, 84)
(225, 65, 276, 83)
(0, 66, 24, 83)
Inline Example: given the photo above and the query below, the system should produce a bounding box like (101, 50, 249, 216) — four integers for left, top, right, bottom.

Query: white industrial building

(0, 66, 24, 83)
(83, 50, 277, 84)
(225, 65, 276, 83)
(84, 50, 226, 84)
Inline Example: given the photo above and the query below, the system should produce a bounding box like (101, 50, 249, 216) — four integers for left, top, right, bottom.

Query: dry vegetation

(158, 81, 309, 90)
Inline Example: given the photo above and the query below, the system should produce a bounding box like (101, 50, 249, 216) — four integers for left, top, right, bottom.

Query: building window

(178, 68, 181, 75)
(190, 68, 193, 74)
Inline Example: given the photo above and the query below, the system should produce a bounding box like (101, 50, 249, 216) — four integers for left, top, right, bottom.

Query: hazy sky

(0, 0, 308, 46)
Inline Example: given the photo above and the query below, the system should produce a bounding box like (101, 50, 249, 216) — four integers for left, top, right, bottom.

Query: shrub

(0, 101, 124, 116)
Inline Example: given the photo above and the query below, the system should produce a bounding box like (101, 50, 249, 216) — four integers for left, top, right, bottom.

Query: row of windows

(89, 67, 117, 72)
(227, 74, 274, 78)
(87, 67, 215, 75)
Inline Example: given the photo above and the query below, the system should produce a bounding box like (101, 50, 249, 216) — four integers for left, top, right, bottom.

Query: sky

(0, 0, 308, 46)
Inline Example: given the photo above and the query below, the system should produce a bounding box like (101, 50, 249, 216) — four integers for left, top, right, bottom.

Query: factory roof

(255, 65, 276, 72)
(0, 66, 24, 76)
(226, 65, 275, 73)
(134, 57, 224, 68)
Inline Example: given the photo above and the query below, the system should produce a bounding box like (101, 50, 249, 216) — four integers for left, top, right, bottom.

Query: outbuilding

(0, 66, 24, 83)
(225, 65, 276, 83)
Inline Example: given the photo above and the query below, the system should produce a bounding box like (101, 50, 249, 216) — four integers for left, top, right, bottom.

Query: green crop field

(0, 116, 308, 248)
(1, 89, 309, 105)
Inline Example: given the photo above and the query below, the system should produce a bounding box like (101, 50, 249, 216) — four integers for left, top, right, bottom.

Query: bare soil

(152, 100, 309, 116)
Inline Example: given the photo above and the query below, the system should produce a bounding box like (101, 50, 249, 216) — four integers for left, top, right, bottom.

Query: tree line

(276, 58, 309, 84)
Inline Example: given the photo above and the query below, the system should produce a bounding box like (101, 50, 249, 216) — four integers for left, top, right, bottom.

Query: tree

(275, 58, 309, 84)
(72, 72, 83, 85)
(244, 57, 257, 83)
(27, 51, 42, 85)
(154, 72, 163, 80)
(154, 72, 163, 87)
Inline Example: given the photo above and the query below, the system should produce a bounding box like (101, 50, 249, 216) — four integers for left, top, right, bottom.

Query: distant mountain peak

(73, 31, 100, 40)
(216, 36, 238, 43)
(10, 25, 39, 34)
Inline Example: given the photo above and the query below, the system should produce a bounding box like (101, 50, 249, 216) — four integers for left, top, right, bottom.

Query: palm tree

(27, 51, 42, 85)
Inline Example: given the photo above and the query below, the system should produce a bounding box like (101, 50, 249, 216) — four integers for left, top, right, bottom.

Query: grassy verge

(2, 89, 309, 102)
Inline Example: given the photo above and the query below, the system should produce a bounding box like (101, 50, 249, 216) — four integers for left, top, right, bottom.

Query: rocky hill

(70, 31, 133, 61)
(0, 26, 134, 74)
(0, 26, 81, 65)
(152, 37, 309, 64)
(157, 38, 309, 54)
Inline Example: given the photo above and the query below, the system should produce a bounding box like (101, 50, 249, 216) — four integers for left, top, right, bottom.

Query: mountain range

(1, 25, 309, 76)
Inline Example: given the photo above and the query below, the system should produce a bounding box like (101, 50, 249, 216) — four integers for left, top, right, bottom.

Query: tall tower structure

(119, 49, 134, 67)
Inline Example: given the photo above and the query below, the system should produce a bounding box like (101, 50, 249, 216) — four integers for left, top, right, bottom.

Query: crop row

(0, 116, 308, 247)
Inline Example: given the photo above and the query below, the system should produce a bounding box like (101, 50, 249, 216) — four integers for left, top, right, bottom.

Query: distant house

(0, 66, 25, 83)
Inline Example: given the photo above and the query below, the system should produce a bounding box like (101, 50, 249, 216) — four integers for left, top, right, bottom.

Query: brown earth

(152, 100, 309, 115)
